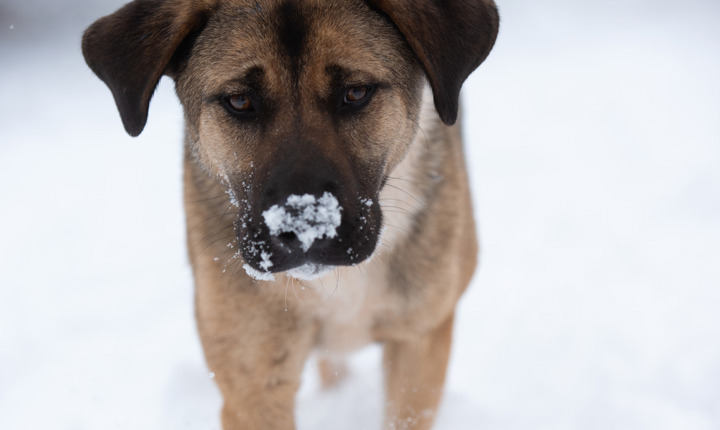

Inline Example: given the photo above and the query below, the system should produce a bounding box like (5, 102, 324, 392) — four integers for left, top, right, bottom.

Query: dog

(82, 0, 498, 428)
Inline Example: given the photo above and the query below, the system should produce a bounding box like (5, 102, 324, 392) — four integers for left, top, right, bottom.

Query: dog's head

(83, 0, 498, 279)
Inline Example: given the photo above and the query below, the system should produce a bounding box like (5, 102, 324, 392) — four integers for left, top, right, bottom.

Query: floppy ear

(82, 0, 214, 136)
(367, 0, 499, 125)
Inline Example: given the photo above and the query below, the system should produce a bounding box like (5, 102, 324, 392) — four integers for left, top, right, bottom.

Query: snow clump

(262, 192, 343, 252)
(242, 248, 275, 281)
(242, 264, 276, 282)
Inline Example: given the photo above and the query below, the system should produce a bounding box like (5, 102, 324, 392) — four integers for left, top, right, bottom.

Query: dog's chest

(301, 262, 394, 353)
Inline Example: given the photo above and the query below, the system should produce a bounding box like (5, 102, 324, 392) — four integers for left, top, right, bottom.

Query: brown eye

(228, 94, 253, 112)
(344, 86, 370, 103)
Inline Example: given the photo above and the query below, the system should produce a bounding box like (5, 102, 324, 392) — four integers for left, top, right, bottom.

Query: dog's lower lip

(242, 259, 335, 282)
(286, 263, 334, 280)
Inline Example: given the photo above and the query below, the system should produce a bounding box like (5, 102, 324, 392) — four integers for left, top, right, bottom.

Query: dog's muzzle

(230, 153, 383, 281)
(236, 189, 381, 281)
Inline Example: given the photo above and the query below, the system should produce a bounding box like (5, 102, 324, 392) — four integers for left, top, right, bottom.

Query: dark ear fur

(82, 0, 214, 136)
(367, 0, 499, 125)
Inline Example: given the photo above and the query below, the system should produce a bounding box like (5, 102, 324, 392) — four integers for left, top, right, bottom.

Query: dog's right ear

(367, 0, 499, 126)
(82, 0, 215, 137)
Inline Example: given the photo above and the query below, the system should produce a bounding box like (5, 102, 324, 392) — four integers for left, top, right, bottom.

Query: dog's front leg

(196, 283, 315, 430)
(382, 314, 455, 430)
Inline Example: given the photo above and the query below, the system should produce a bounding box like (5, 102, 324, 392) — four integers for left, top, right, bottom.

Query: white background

(1, 0, 719, 428)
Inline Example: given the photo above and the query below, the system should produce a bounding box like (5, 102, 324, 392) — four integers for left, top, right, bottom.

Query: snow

(242, 263, 276, 282)
(1, 1, 720, 429)
(259, 251, 273, 271)
(223, 176, 240, 208)
(263, 192, 343, 252)
(241, 251, 276, 281)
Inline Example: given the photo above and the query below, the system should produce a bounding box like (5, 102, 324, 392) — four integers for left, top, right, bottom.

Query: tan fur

(83, 0, 498, 428)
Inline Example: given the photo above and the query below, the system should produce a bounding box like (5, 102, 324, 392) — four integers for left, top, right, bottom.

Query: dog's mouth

(236, 192, 381, 281)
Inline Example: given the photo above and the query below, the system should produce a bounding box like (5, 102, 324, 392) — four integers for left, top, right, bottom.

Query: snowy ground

(1, 1, 719, 429)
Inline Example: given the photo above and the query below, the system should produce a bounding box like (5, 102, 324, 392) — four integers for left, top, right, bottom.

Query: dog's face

(176, 1, 424, 276)
(82, 0, 499, 278)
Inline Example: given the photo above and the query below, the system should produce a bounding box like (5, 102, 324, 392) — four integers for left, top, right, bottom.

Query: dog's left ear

(82, 0, 215, 137)
(367, 0, 499, 125)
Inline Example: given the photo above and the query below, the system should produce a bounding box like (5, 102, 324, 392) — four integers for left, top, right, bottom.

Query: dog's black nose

(277, 231, 298, 244)
(271, 230, 335, 255)
(262, 152, 344, 207)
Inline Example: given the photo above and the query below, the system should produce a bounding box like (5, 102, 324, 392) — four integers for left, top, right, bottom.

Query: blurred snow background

(1, 0, 719, 429)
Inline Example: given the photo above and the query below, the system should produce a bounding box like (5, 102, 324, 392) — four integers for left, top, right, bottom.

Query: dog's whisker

(226, 257, 245, 289)
(186, 214, 233, 235)
(297, 279, 320, 292)
(194, 219, 233, 242)
(185, 192, 231, 205)
(385, 175, 423, 185)
(379, 205, 415, 215)
(197, 230, 236, 256)
(284, 276, 291, 312)
(186, 203, 237, 239)
(318, 276, 329, 297)
(193, 211, 237, 247)
(291, 277, 305, 305)
(185, 202, 236, 232)
(382, 222, 414, 237)
(375, 241, 393, 251)
(356, 262, 368, 278)
(388, 170, 416, 180)
(379, 197, 419, 207)
(382, 183, 427, 209)
(320, 268, 342, 303)
(369, 256, 385, 277)
(411, 118, 433, 157)
(380, 207, 414, 216)
(381, 210, 416, 220)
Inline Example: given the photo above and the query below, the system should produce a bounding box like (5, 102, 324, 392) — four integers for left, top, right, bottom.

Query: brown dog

(83, 0, 498, 428)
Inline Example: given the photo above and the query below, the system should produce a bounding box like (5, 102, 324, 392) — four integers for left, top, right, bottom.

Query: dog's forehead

(192, 0, 408, 92)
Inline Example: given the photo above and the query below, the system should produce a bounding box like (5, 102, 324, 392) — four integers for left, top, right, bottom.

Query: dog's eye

(227, 94, 253, 112)
(344, 86, 372, 104)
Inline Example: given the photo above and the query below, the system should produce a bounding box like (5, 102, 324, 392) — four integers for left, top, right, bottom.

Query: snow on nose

(262, 192, 343, 252)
